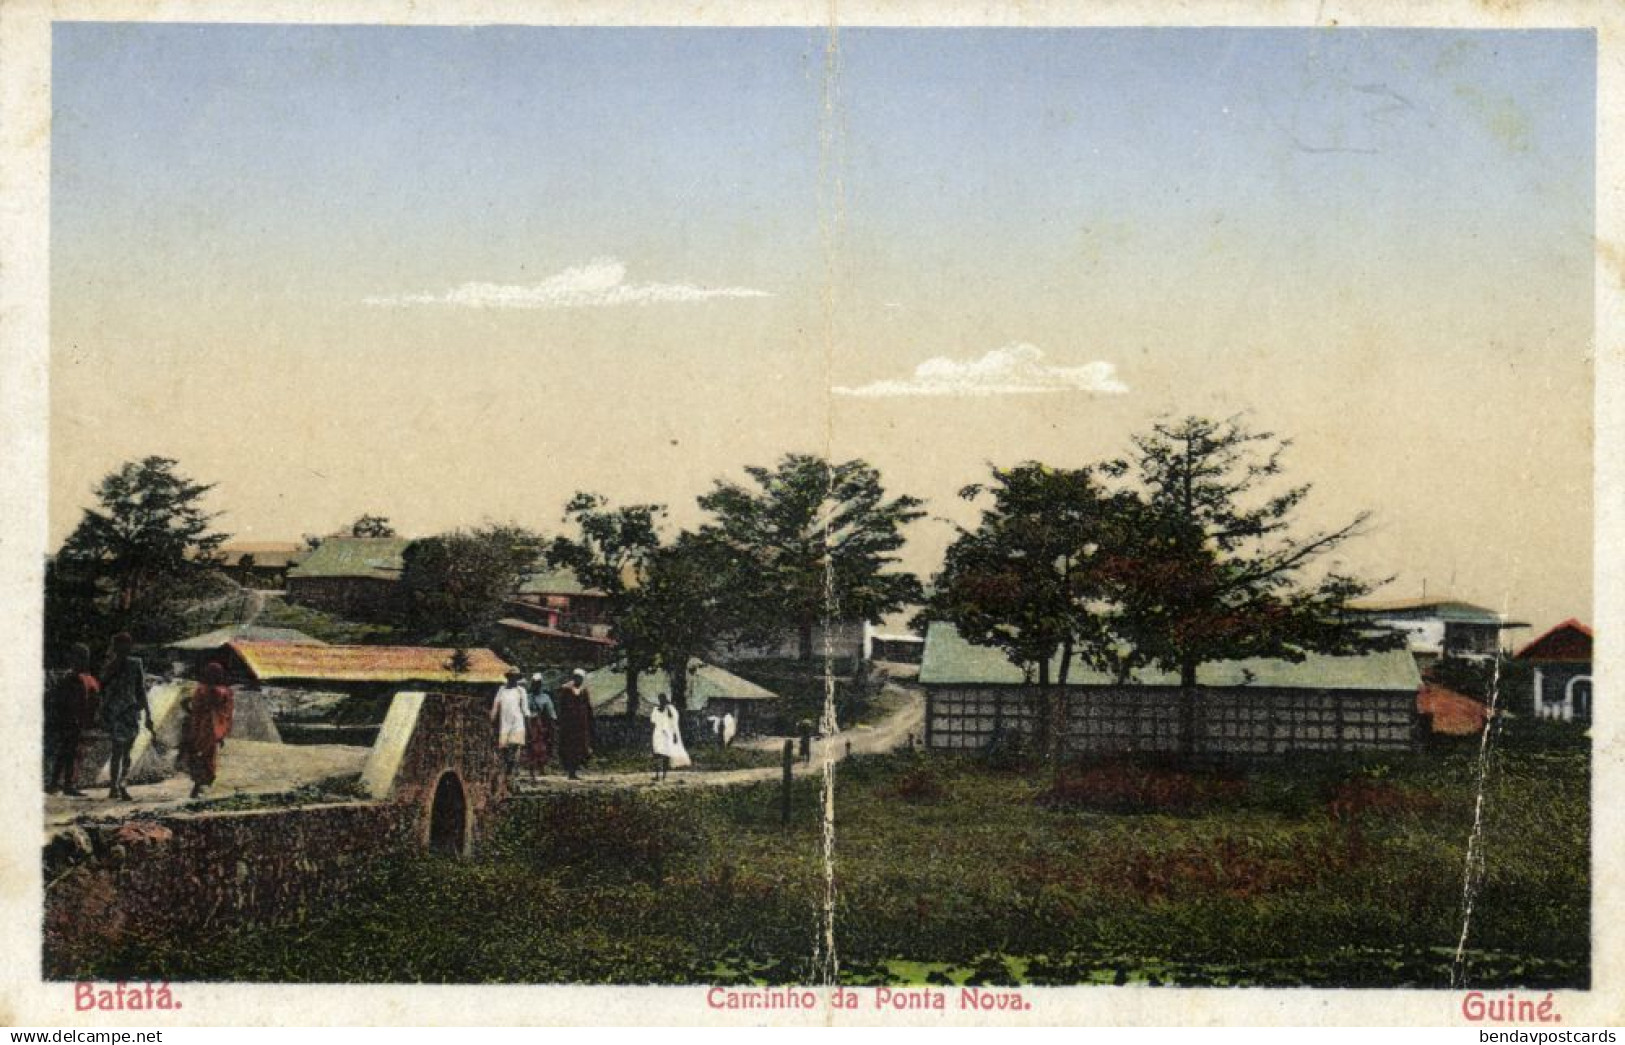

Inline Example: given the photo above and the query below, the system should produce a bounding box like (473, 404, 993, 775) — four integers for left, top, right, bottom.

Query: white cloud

(365, 258, 771, 309)
(832, 343, 1128, 398)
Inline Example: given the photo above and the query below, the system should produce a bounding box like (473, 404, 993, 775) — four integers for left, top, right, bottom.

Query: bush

(1492, 715, 1590, 752)
(1324, 779, 1445, 821)
(885, 764, 948, 803)
(1037, 758, 1247, 814)
(509, 792, 699, 879)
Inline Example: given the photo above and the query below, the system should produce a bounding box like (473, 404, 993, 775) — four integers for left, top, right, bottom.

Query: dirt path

(513, 681, 924, 794)
(42, 682, 926, 830)
(44, 740, 369, 835)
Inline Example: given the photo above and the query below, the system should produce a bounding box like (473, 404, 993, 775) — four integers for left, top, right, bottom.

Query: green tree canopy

(399, 524, 539, 650)
(927, 418, 1399, 761)
(348, 514, 397, 538)
(548, 494, 729, 711)
(1104, 414, 1399, 688)
(926, 462, 1143, 757)
(698, 454, 925, 662)
(48, 456, 231, 655)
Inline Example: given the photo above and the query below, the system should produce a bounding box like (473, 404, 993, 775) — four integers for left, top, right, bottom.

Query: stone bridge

(43, 691, 506, 977)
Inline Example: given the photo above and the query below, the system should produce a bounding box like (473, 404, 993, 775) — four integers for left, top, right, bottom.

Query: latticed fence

(927, 685, 1419, 756)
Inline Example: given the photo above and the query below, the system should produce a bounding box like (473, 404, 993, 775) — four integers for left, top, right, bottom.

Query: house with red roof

(1515, 619, 1593, 724)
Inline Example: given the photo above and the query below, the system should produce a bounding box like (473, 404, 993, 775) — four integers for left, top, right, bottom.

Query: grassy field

(74, 737, 1587, 987)
(582, 742, 785, 775)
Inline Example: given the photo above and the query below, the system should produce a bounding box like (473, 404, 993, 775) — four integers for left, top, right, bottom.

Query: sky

(49, 25, 1595, 636)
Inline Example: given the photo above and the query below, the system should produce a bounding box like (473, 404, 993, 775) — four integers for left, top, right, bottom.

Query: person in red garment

(522, 673, 557, 781)
(45, 642, 100, 797)
(555, 668, 594, 780)
(180, 662, 235, 799)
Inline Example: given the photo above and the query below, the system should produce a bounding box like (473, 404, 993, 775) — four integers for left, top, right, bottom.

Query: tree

(926, 463, 1141, 760)
(549, 495, 737, 713)
(1104, 415, 1401, 754)
(48, 456, 230, 655)
(617, 531, 737, 711)
(548, 494, 667, 717)
(926, 418, 1398, 763)
(399, 524, 538, 650)
(349, 514, 397, 538)
(698, 454, 925, 663)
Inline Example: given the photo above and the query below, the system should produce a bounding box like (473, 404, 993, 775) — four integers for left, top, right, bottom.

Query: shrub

(886, 764, 948, 803)
(510, 792, 698, 878)
(1036, 758, 1247, 814)
(1325, 779, 1445, 821)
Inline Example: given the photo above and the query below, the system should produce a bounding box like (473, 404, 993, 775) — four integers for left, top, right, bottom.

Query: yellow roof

(229, 640, 511, 685)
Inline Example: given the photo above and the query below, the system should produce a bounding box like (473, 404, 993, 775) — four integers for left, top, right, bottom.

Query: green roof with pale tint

(286, 537, 412, 580)
(583, 658, 780, 715)
(518, 566, 594, 596)
(168, 625, 326, 650)
(919, 621, 1420, 691)
(1348, 598, 1517, 625)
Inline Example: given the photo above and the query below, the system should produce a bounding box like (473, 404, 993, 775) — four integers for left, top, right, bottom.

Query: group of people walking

(491, 668, 595, 780)
(45, 633, 235, 801)
(492, 666, 745, 785)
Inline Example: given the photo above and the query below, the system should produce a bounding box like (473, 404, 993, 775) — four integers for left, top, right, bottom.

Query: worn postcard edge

(0, 0, 1620, 1027)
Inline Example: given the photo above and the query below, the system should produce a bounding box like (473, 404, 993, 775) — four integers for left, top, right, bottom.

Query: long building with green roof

(919, 621, 1421, 758)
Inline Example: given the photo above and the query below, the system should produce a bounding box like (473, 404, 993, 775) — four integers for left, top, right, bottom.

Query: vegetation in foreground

(65, 740, 1587, 988)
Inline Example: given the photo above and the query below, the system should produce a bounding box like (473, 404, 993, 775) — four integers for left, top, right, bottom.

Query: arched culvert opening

(428, 771, 470, 857)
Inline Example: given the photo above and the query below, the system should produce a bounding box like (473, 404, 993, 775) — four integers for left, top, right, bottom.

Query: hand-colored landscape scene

(42, 24, 1592, 989)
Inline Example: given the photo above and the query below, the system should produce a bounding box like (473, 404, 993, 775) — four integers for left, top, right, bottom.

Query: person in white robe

(722, 710, 738, 747)
(490, 669, 531, 777)
(650, 692, 690, 782)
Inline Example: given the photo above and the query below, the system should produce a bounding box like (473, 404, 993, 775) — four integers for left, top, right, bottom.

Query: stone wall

(43, 801, 413, 978)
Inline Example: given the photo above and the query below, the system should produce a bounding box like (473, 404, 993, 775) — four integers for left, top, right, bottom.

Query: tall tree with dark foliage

(48, 456, 230, 657)
(399, 524, 539, 654)
(699, 454, 925, 663)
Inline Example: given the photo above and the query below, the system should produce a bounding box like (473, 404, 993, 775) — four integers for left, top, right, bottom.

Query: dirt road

(44, 740, 368, 833)
(513, 681, 924, 793)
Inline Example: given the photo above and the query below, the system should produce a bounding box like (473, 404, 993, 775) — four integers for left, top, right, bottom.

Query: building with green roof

(1348, 597, 1528, 669)
(285, 536, 413, 620)
(582, 658, 782, 737)
(919, 621, 1421, 758)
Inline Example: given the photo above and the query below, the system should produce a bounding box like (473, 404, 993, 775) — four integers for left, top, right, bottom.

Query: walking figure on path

(650, 692, 690, 783)
(45, 642, 99, 797)
(180, 661, 234, 799)
(490, 669, 530, 778)
(556, 668, 594, 780)
(98, 633, 152, 801)
(523, 672, 557, 781)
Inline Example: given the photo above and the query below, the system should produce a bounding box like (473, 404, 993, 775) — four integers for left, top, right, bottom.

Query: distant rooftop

(168, 625, 326, 651)
(286, 537, 413, 581)
(1514, 619, 1593, 663)
(216, 541, 307, 569)
(517, 565, 599, 597)
(495, 617, 615, 646)
(583, 658, 780, 715)
(1349, 598, 1526, 627)
(918, 621, 1421, 692)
